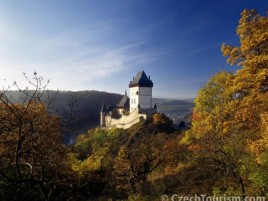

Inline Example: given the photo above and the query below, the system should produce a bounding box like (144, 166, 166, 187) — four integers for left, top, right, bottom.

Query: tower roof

(100, 103, 115, 113)
(117, 92, 130, 109)
(129, 71, 153, 88)
(100, 103, 107, 112)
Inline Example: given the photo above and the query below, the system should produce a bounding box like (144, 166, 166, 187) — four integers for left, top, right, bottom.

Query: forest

(0, 9, 267, 201)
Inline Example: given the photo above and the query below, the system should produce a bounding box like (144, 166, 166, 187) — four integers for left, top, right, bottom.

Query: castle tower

(129, 71, 153, 113)
(100, 104, 107, 127)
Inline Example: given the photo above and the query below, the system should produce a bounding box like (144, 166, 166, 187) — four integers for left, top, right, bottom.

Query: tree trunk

(238, 176, 246, 201)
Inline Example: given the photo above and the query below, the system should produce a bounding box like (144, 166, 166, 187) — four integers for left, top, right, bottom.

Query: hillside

(4, 90, 194, 143)
(4, 90, 122, 143)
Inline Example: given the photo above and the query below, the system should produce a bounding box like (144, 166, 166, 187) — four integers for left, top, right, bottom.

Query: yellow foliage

(222, 9, 268, 68)
(153, 113, 166, 124)
(188, 9, 268, 195)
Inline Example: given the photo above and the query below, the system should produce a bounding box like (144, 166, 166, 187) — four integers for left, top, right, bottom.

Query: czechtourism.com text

(161, 194, 266, 201)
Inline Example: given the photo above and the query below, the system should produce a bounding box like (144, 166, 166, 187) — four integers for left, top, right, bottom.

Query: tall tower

(100, 104, 107, 127)
(129, 71, 153, 113)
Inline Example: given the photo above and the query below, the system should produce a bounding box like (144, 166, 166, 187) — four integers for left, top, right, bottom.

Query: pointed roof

(100, 103, 107, 112)
(117, 92, 130, 109)
(100, 103, 115, 113)
(129, 71, 153, 88)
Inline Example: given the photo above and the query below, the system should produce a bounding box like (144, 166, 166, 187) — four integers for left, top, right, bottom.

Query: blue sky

(0, 0, 266, 99)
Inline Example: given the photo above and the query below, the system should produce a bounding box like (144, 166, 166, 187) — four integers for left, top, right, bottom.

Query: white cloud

(0, 16, 170, 91)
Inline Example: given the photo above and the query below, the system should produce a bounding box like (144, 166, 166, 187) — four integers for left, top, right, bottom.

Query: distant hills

(153, 98, 194, 120)
(3, 90, 194, 143)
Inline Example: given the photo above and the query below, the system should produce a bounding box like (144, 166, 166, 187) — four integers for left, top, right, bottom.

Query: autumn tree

(183, 9, 268, 198)
(222, 9, 268, 136)
(184, 72, 252, 197)
(67, 127, 129, 199)
(0, 73, 77, 201)
(114, 133, 167, 196)
(248, 113, 268, 195)
(152, 113, 174, 133)
(221, 9, 268, 195)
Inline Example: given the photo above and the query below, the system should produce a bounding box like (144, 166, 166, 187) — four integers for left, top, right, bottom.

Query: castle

(100, 71, 157, 129)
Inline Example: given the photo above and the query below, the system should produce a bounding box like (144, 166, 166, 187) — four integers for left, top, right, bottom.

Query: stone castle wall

(105, 109, 147, 129)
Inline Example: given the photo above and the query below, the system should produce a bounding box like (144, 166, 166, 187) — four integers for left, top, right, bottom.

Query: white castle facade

(100, 71, 157, 129)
